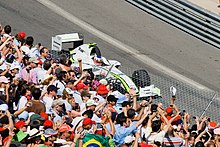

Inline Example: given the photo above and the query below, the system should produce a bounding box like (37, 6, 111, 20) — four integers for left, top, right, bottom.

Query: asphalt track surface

(0, 0, 220, 120)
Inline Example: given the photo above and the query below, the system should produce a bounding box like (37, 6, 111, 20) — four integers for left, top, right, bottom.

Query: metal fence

(120, 66, 219, 122)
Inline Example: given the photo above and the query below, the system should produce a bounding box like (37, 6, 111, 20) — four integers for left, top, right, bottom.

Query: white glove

(170, 86, 177, 97)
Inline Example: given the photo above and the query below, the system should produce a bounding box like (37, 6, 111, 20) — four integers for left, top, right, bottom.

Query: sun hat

(0, 76, 9, 83)
(86, 99, 98, 107)
(30, 114, 45, 122)
(28, 128, 43, 139)
(40, 112, 48, 121)
(214, 128, 220, 135)
(208, 121, 217, 129)
(58, 124, 73, 133)
(99, 79, 108, 85)
(28, 57, 39, 63)
(96, 84, 109, 95)
(14, 130, 28, 142)
(124, 135, 135, 144)
(166, 106, 173, 114)
(44, 128, 58, 137)
(0, 104, 8, 111)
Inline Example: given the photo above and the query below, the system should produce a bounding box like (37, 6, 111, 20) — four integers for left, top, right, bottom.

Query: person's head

(15, 120, 28, 132)
(117, 113, 130, 127)
(86, 99, 97, 111)
(82, 118, 95, 130)
(121, 101, 132, 109)
(127, 109, 136, 119)
(59, 54, 68, 65)
(4, 25, 11, 34)
(47, 85, 58, 97)
(68, 70, 76, 80)
(40, 47, 49, 58)
(43, 60, 51, 70)
(58, 124, 72, 140)
(152, 120, 162, 133)
(195, 141, 205, 147)
(82, 110, 93, 119)
(107, 95, 118, 106)
(0, 104, 8, 117)
(206, 141, 216, 147)
(32, 88, 41, 100)
(25, 36, 34, 47)
(66, 79, 75, 89)
(81, 90, 90, 102)
(28, 57, 39, 68)
(52, 100, 64, 112)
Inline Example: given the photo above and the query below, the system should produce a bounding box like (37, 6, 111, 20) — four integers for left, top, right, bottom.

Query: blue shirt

(113, 122, 137, 146)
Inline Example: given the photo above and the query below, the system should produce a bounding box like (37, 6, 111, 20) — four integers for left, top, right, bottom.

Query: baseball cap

(0, 104, 8, 111)
(58, 124, 73, 132)
(15, 120, 27, 129)
(0, 76, 9, 83)
(43, 120, 53, 128)
(40, 112, 48, 120)
(28, 57, 39, 63)
(86, 99, 98, 107)
(107, 95, 118, 102)
(83, 118, 95, 126)
(30, 114, 45, 122)
(10, 63, 20, 71)
(17, 32, 26, 39)
(214, 128, 220, 135)
(76, 83, 88, 90)
(208, 121, 217, 129)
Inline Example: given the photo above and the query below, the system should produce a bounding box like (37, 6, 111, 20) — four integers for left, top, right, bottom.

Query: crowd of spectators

(0, 24, 220, 147)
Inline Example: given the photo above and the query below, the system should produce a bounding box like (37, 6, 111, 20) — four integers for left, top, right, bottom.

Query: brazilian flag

(77, 134, 110, 147)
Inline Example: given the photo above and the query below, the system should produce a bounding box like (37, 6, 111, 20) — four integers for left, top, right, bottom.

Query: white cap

(0, 104, 8, 111)
(124, 135, 135, 144)
(86, 99, 98, 106)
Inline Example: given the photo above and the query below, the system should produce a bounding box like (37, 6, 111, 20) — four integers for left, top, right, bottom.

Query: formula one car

(52, 33, 159, 98)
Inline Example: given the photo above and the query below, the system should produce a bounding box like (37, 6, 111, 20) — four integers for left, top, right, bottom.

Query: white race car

(52, 33, 159, 98)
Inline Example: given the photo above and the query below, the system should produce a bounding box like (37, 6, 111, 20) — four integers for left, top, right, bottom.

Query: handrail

(126, 0, 220, 48)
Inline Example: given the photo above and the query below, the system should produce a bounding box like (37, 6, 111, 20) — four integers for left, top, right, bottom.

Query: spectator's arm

(12, 42, 22, 63)
(147, 112, 156, 127)
(198, 117, 207, 131)
(0, 37, 11, 51)
(129, 88, 137, 111)
(133, 107, 144, 121)
(183, 112, 190, 133)
(136, 111, 153, 128)
(0, 66, 10, 76)
(78, 58, 82, 74)
(5, 83, 9, 103)
(14, 106, 28, 117)
(6, 111, 14, 131)
(134, 132, 140, 147)
(195, 130, 206, 142)
(107, 110, 116, 136)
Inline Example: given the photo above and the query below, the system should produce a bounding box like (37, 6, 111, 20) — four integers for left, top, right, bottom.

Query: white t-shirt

(42, 96, 53, 114)
(53, 80, 65, 96)
(21, 46, 30, 56)
(72, 91, 83, 106)
(17, 96, 27, 110)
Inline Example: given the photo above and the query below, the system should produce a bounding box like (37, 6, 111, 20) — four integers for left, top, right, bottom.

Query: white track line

(37, 0, 208, 90)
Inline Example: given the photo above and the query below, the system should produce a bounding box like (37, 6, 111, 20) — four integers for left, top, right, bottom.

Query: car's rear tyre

(132, 69, 151, 88)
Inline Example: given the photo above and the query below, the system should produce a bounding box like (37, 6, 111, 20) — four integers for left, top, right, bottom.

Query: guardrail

(125, 0, 220, 48)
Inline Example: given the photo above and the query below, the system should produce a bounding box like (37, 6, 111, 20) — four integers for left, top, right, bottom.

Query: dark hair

(142, 116, 149, 126)
(116, 113, 127, 126)
(127, 109, 136, 119)
(195, 141, 205, 147)
(32, 88, 41, 100)
(59, 54, 68, 65)
(152, 120, 162, 132)
(82, 110, 93, 119)
(25, 36, 34, 46)
(43, 60, 51, 70)
(40, 47, 47, 55)
(121, 101, 131, 107)
(4, 25, 11, 34)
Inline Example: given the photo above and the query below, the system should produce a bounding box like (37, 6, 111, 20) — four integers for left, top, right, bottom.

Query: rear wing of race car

(51, 33, 84, 51)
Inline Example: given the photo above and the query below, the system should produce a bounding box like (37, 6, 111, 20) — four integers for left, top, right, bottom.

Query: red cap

(15, 120, 26, 129)
(18, 32, 26, 39)
(139, 142, 153, 147)
(40, 112, 48, 120)
(37, 58, 43, 65)
(59, 124, 73, 132)
(166, 107, 173, 114)
(76, 83, 88, 90)
(83, 118, 95, 126)
(43, 120, 53, 128)
(208, 121, 217, 129)
(96, 84, 109, 95)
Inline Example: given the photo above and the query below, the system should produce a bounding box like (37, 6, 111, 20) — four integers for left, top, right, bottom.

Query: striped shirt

(163, 136, 184, 147)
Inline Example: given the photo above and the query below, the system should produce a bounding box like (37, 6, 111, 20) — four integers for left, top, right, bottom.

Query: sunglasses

(0, 110, 6, 114)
